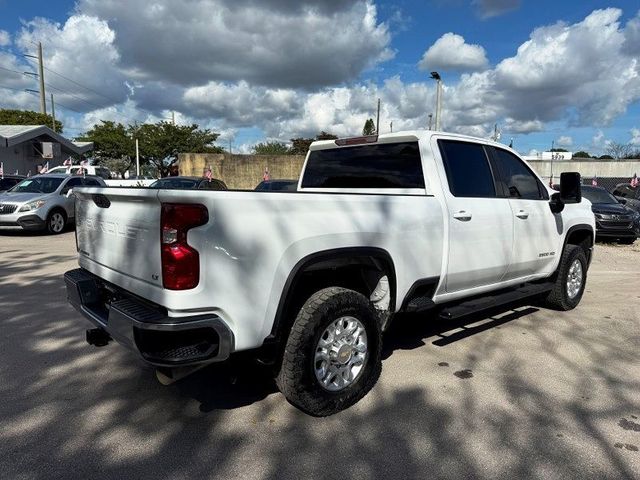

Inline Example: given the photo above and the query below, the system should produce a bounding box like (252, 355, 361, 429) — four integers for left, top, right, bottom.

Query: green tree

(253, 141, 290, 155)
(77, 121, 134, 178)
(289, 132, 339, 155)
(289, 137, 314, 155)
(573, 151, 591, 158)
(599, 154, 614, 160)
(362, 118, 376, 135)
(550, 148, 568, 152)
(316, 131, 338, 140)
(135, 122, 223, 177)
(0, 108, 63, 133)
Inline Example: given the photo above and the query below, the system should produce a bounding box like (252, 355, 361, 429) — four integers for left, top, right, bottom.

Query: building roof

(0, 125, 93, 155)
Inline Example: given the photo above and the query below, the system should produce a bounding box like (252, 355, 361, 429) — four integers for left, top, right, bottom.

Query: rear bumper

(64, 268, 234, 367)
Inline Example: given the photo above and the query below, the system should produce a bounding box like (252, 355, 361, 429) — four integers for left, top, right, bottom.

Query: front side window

(438, 140, 496, 198)
(301, 142, 424, 189)
(492, 148, 545, 200)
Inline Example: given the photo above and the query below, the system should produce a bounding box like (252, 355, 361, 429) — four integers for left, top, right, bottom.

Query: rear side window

(301, 142, 424, 189)
(492, 148, 546, 200)
(438, 140, 496, 197)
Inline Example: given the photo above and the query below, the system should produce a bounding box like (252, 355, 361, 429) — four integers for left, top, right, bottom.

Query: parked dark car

(611, 183, 640, 214)
(255, 179, 298, 191)
(582, 185, 640, 244)
(0, 175, 26, 192)
(148, 176, 227, 190)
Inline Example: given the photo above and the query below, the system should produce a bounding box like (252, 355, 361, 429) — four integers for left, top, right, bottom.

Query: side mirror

(549, 192, 565, 214)
(560, 172, 581, 204)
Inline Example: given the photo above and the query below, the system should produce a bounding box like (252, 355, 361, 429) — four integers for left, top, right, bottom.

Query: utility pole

(135, 138, 140, 176)
(428, 114, 433, 130)
(50, 93, 56, 132)
(390, 121, 393, 133)
(376, 98, 380, 134)
(229, 139, 232, 155)
(37, 42, 46, 115)
(430, 72, 442, 130)
(172, 111, 176, 125)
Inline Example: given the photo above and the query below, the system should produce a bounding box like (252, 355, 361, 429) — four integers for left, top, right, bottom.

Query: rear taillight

(161, 203, 208, 290)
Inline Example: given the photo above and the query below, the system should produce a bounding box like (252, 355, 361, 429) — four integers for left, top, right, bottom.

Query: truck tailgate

(74, 188, 163, 289)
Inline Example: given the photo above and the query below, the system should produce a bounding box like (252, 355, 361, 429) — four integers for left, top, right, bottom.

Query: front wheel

(276, 287, 382, 416)
(545, 244, 588, 310)
(45, 209, 67, 234)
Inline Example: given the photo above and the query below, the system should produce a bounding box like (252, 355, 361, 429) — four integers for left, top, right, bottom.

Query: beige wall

(178, 153, 306, 190)
(527, 159, 640, 180)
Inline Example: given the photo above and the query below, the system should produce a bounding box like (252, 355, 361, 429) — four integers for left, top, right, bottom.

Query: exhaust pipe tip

(86, 328, 111, 347)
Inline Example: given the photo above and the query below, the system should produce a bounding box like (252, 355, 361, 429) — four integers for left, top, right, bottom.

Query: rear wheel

(46, 209, 66, 234)
(545, 244, 588, 310)
(276, 287, 382, 416)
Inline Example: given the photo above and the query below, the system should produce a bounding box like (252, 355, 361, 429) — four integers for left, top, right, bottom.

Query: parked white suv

(0, 174, 106, 233)
(65, 131, 595, 415)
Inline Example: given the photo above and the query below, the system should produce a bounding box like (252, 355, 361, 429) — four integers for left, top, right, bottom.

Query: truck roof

(309, 130, 510, 151)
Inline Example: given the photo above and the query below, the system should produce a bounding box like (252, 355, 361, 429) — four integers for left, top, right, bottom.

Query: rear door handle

(453, 210, 472, 221)
(516, 210, 529, 219)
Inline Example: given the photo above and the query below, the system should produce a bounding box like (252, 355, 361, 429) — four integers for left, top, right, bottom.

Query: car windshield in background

(256, 180, 298, 191)
(149, 178, 199, 189)
(9, 177, 64, 194)
(582, 186, 618, 204)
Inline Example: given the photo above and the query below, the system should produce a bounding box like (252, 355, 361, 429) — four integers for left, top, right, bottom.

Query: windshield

(582, 187, 617, 204)
(8, 177, 64, 194)
(149, 178, 198, 189)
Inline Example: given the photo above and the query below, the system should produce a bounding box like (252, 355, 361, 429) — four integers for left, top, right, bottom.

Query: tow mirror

(560, 172, 581, 204)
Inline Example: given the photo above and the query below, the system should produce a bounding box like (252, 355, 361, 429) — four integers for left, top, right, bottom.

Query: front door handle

(453, 210, 472, 221)
(516, 210, 529, 219)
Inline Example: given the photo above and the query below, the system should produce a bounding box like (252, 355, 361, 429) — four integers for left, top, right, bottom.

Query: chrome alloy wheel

(50, 212, 65, 233)
(566, 259, 583, 299)
(314, 316, 368, 392)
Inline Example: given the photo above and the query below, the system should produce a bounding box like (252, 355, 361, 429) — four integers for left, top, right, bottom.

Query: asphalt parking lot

(0, 228, 639, 480)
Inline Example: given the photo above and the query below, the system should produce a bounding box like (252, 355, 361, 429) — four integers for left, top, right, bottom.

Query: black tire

(619, 237, 636, 245)
(45, 209, 67, 234)
(545, 244, 588, 311)
(276, 287, 382, 417)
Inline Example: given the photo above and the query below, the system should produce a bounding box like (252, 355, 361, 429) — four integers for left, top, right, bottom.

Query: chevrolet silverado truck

(64, 131, 595, 416)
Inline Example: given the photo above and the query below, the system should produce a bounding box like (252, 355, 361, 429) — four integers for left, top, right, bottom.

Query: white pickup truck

(65, 131, 595, 416)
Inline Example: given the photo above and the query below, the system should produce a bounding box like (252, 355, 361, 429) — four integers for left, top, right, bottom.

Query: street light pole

(430, 72, 442, 131)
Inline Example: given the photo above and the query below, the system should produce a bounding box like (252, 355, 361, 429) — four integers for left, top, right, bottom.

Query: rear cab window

(300, 141, 425, 194)
(437, 140, 496, 198)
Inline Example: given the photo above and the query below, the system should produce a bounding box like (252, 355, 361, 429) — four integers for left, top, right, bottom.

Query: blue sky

(1, 0, 639, 155)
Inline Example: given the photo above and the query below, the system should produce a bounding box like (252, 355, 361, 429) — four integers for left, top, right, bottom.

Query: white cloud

(0, 30, 10, 46)
(556, 135, 573, 147)
(630, 128, 640, 145)
(472, 0, 521, 19)
(418, 33, 488, 72)
(77, 0, 393, 89)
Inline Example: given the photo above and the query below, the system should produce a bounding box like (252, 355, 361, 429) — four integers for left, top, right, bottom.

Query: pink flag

(263, 168, 270, 181)
(80, 160, 88, 176)
(631, 173, 639, 188)
(548, 174, 553, 188)
(40, 162, 49, 174)
(591, 176, 597, 186)
(205, 166, 212, 182)
(0, 162, 3, 178)
(64, 157, 72, 174)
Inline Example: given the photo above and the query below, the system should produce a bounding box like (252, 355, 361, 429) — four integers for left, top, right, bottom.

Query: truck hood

(590, 203, 633, 215)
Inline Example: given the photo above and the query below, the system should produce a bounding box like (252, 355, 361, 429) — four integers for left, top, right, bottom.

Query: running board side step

(439, 282, 553, 320)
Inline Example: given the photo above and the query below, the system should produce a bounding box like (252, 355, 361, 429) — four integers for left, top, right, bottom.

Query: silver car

(0, 174, 105, 234)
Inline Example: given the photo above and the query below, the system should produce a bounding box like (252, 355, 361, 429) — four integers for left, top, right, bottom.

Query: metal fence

(580, 176, 632, 192)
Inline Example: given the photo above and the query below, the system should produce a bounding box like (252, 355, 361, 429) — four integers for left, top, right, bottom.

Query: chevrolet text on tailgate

(65, 131, 595, 416)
